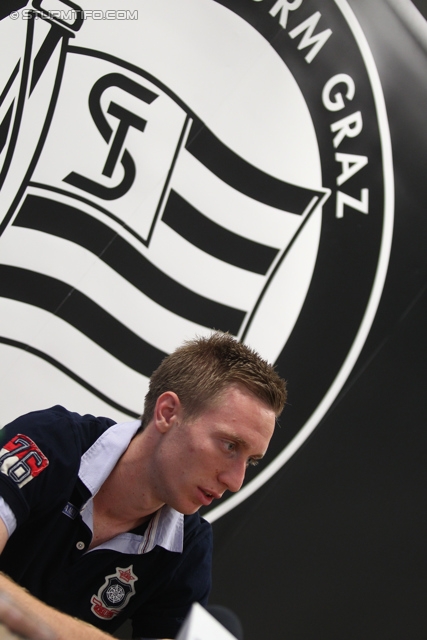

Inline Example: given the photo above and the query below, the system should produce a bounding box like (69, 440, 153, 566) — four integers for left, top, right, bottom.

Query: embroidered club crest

(91, 565, 138, 620)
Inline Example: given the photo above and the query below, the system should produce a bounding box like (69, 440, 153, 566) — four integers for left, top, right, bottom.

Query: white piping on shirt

(0, 495, 17, 536)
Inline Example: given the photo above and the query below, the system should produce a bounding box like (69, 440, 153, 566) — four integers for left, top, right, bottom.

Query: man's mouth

(198, 487, 221, 504)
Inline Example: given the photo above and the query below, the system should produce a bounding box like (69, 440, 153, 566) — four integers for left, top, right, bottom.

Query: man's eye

(247, 458, 259, 467)
(223, 441, 236, 452)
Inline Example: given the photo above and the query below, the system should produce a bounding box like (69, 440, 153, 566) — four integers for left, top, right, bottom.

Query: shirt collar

(78, 419, 184, 554)
(78, 419, 140, 496)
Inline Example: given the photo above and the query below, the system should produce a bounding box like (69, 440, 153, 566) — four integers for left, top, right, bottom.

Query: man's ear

(154, 391, 182, 433)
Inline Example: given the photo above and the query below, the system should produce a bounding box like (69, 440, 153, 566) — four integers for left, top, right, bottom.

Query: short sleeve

(0, 406, 111, 527)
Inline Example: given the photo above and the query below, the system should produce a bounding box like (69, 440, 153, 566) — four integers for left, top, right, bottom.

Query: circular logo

(0, 0, 392, 521)
(105, 583, 126, 605)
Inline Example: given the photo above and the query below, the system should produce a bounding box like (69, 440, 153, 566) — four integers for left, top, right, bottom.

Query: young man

(0, 332, 287, 639)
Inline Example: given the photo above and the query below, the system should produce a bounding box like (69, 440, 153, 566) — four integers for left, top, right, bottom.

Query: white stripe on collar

(139, 504, 184, 554)
(78, 420, 184, 554)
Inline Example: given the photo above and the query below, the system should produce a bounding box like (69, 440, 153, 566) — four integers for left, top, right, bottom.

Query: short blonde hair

(141, 332, 287, 428)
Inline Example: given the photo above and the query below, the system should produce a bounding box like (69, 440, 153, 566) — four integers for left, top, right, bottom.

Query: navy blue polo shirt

(0, 406, 212, 639)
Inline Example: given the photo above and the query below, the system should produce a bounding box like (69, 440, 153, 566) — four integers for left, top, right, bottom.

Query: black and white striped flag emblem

(0, 6, 330, 421)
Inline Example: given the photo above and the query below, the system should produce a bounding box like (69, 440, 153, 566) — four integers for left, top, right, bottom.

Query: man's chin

(172, 501, 202, 516)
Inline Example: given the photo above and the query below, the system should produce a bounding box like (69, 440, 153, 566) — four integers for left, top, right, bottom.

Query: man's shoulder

(183, 512, 213, 546)
(0, 405, 116, 455)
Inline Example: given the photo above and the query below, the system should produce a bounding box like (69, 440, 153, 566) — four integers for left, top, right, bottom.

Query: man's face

(152, 383, 276, 514)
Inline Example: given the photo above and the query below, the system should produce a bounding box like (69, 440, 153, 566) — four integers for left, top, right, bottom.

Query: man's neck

(91, 429, 164, 528)
(89, 491, 153, 550)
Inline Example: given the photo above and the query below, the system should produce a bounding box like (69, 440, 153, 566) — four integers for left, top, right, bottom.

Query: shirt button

(76, 541, 85, 550)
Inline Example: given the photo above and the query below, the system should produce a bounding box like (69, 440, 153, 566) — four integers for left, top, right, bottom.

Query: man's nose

(218, 460, 246, 493)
